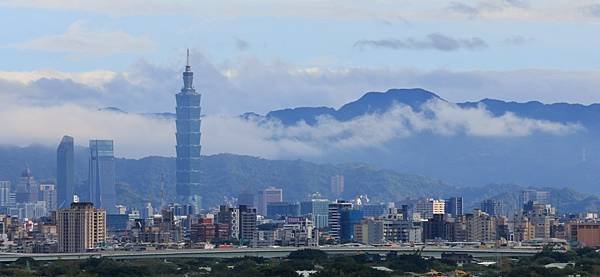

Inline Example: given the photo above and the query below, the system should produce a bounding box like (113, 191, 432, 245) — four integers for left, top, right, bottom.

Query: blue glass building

(175, 50, 202, 204)
(266, 202, 300, 219)
(340, 209, 364, 242)
(300, 198, 330, 229)
(360, 203, 387, 218)
(89, 139, 117, 214)
(57, 135, 74, 208)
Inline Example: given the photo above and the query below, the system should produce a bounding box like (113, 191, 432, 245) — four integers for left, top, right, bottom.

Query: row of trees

(1, 247, 600, 276)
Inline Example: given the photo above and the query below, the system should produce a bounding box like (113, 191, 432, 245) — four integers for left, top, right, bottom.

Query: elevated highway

(0, 246, 541, 262)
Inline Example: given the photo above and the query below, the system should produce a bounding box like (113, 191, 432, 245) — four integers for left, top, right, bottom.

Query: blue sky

(1, 1, 600, 157)
(2, 2, 600, 73)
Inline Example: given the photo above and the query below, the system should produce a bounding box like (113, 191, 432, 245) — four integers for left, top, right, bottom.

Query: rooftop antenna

(186, 48, 190, 67)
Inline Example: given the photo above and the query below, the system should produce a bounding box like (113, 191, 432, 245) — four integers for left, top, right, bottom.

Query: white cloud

(13, 21, 156, 57)
(4, 55, 600, 116)
(254, 100, 580, 153)
(0, 70, 117, 88)
(0, 99, 580, 159)
(0, 104, 174, 158)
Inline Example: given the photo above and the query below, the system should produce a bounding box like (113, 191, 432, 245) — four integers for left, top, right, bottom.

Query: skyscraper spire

(182, 49, 194, 91)
(186, 48, 190, 67)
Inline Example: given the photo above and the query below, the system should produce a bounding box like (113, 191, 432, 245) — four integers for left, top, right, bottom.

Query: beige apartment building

(56, 202, 106, 253)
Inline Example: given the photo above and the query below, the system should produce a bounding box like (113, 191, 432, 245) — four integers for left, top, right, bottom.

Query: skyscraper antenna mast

(186, 48, 190, 67)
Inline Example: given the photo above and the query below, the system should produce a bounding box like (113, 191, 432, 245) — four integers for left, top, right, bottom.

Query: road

(0, 246, 541, 262)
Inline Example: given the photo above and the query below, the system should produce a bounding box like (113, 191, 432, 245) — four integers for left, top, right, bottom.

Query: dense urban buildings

(0, 176, 598, 254)
(89, 140, 117, 214)
(56, 135, 74, 209)
(56, 202, 106, 253)
(175, 50, 203, 206)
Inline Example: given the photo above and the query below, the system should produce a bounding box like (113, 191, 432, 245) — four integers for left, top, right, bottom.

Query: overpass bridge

(0, 246, 541, 262)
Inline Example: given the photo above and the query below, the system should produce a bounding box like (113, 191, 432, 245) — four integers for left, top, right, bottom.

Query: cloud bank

(0, 53, 592, 158)
(4, 56, 600, 115)
(0, 99, 580, 159)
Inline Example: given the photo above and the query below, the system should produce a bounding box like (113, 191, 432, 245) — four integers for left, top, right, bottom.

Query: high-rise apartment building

(481, 199, 503, 216)
(383, 219, 422, 243)
(15, 167, 38, 203)
(465, 209, 497, 242)
(237, 205, 257, 244)
(0, 181, 15, 208)
(237, 190, 255, 207)
(445, 197, 463, 217)
(266, 202, 300, 219)
(89, 140, 117, 214)
(415, 198, 445, 219)
(56, 202, 106, 253)
(527, 203, 555, 240)
(143, 202, 154, 220)
(354, 218, 384, 245)
(520, 190, 550, 206)
(175, 50, 202, 205)
(57, 135, 74, 208)
(328, 200, 353, 241)
(300, 197, 330, 229)
(330, 175, 344, 197)
(257, 187, 283, 216)
(39, 183, 57, 212)
(513, 213, 535, 242)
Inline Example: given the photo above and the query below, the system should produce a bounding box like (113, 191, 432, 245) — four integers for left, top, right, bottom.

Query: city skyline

(1, 3, 600, 272)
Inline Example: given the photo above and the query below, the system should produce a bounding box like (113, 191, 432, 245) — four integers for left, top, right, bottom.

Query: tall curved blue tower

(175, 49, 202, 208)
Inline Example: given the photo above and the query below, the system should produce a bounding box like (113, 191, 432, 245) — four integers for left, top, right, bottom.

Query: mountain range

(256, 89, 600, 193)
(265, 88, 600, 129)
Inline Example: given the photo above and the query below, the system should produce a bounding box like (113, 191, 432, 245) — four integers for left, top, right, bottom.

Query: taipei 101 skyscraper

(175, 49, 202, 211)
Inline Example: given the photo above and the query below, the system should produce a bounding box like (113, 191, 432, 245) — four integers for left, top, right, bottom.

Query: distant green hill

(114, 154, 451, 208)
(0, 145, 598, 213)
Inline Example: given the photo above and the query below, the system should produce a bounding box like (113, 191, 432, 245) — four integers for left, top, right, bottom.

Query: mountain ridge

(0, 144, 599, 213)
(263, 88, 600, 129)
